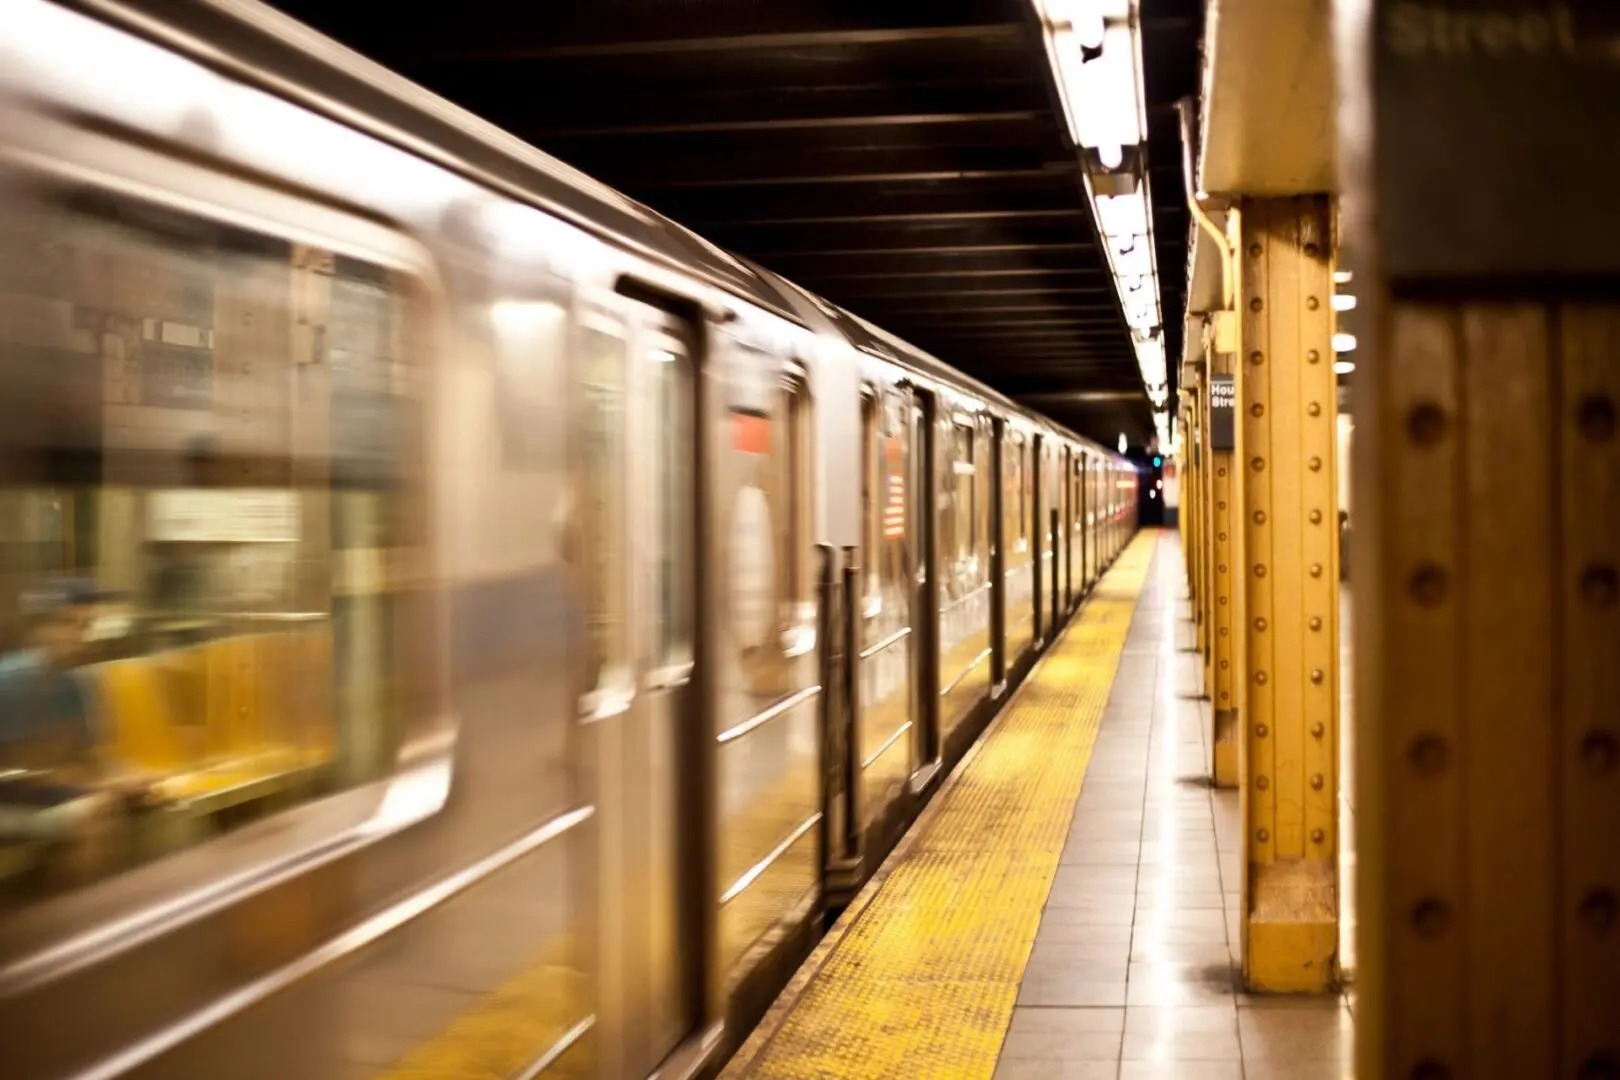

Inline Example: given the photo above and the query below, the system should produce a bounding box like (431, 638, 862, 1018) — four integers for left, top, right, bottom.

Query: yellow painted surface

(730, 534, 1154, 1079)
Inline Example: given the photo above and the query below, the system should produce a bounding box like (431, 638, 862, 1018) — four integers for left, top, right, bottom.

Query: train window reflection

(0, 184, 424, 910)
(578, 326, 630, 699)
(648, 341, 691, 669)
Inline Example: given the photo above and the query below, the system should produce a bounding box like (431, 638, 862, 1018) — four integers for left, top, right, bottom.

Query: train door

(909, 386, 942, 789)
(857, 385, 913, 822)
(1062, 446, 1075, 615)
(1049, 442, 1061, 634)
(579, 299, 698, 1077)
(1031, 434, 1045, 648)
(1076, 453, 1088, 595)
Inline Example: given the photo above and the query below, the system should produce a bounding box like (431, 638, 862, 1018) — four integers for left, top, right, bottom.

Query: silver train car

(0, 2, 1141, 1078)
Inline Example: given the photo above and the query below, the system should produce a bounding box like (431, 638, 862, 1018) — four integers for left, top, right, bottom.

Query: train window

(648, 339, 691, 669)
(726, 351, 815, 704)
(0, 182, 427, 912)
(863, 388, 908, 643)
(578, 325, 631, 699)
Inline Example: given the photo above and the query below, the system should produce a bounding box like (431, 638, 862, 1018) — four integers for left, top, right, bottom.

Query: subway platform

(721, 531, 1355, 1080)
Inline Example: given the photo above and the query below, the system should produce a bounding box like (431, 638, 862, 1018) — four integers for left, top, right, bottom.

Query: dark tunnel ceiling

(273, 0, 1201, 446)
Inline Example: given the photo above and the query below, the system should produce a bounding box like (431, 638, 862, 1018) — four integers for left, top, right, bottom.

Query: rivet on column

(1310, 509, 1323, 524)
(1255, 617, 1268, 631)
(1306, 296, 1320, 311)
(1412, 897, 1452, 939)
(1308, 456, 1322, 471)
(1580, 565, 1619, 608)
(1250, 297, 1263, 312)
(1580, 730, 1619, 776)
(1255, 670, 1269, 685)
(1411, 564, 1450, 607)
(1576, 1053, 1618, 1080)
(1250, 350, 1264, 365)
(1256, 775, 1270, 790)
(1256, 723, 1269, 738)
(1308, 402, 1322, 417)
(1310, 668, 1324, 684)
(1578, 889, 1618, 935)
(1257, 828, 1270, 843)
(1577, 394, 1616, 442)
(1311, 828, 1325, 844)
(1409, 735, 1448, 775)
(1254, 510, 1267, 525)
(1309, 616, 1323, 631)
(1310, 564, 1323, 578)
(1307, 349, 1320, 364)
(1408, 402, 1448, 445)
(1310, 774, 1325, 790)
(1251, 403, 1265, 417)
(1255, 565, 1268, 579)
(1311, 722, 1325, 739)
(1252, 457, 1266, 472)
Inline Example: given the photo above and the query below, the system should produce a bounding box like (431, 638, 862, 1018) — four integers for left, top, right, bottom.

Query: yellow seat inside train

(89, 628, 335, 805)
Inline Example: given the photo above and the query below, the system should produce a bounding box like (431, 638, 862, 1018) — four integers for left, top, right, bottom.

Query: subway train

(0, 2, 1140, 1079)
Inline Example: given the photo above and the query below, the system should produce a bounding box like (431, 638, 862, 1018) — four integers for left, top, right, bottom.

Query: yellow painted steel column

(1235, 196, 1340, 993)
(1340, 1, 1620, 1065)
(1207, 319, 1242, 791)
(1197, 370, 1217, 700)
(1186, 382, 1209, 671)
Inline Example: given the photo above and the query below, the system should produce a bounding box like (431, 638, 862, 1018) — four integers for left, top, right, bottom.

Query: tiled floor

(998, 535, 1356, 1080)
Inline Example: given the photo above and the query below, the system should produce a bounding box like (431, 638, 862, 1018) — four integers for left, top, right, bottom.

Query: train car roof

(65, 0, 1123, 461)
(62, 0, 806, 324)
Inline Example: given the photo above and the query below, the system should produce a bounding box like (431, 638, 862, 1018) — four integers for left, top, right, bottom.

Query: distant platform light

(1334, 270, 1353, 284)
(1334, 360, 1356, 375)
(1117, 433, 1128, 454)
(1332, 294, 1357, 312)
(1332, 332, 1358, 353)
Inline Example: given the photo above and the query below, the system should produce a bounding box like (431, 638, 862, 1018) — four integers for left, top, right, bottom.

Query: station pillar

(1204, 320, 1243, 791)
(1233, 196, 1341, 993)
(1340, 2, 1620, 1074)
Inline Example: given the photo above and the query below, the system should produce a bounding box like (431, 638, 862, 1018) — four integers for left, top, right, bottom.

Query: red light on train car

(732, 412, 770, 454)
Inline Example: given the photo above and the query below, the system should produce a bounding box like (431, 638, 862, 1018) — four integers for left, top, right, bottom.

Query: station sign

(1374, 1, 1620, 280)
(1209, 374, 1236, 451)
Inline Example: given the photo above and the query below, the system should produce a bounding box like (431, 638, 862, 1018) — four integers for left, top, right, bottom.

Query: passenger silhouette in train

(0, 578, 120, 778)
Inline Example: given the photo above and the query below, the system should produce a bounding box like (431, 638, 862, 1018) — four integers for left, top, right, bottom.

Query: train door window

(953, 421, 976, 579)
(578, 323, 632, 705)
(0, 178, 431, 917)
(723, 349, 815, 706)
(646, 338, 692, 669)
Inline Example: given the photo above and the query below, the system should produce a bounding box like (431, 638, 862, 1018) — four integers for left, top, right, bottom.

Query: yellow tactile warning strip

(724, 533, 1157, 1080)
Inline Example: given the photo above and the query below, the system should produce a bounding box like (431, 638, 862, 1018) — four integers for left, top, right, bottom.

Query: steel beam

(1340, 1, 1620, 1072)
(1236, 196, 1340, 994)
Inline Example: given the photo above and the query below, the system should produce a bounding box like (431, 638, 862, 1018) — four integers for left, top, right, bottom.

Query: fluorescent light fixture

(1333, 332, 1358, 353)
(1118, 433, 1128, 454)
(1334, 270, 1353, 284)
(1334, 360, 1356, 375)
(1109, 236, 1153, 276)
(1096, 192, 1149, 237)
(1034, 0, 1163, 408)
(1332, 294, 1357, 312)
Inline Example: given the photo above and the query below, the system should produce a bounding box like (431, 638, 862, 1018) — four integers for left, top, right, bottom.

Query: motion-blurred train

(0, 2, 1139, 1078)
